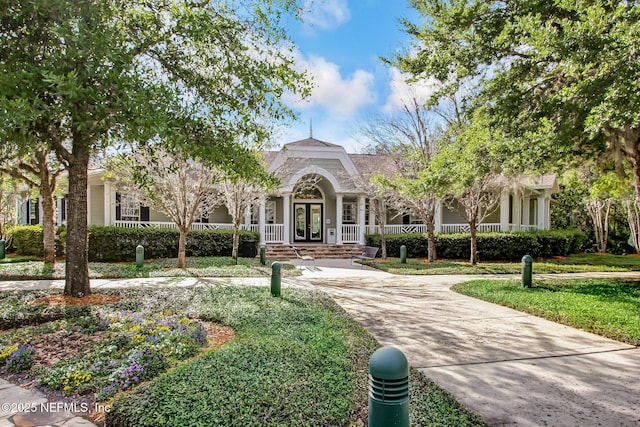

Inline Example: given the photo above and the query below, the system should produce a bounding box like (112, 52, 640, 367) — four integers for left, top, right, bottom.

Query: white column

(258, 199, 266, 245)
(282, 194, 291, 244)
(104, 183, 112, 226)
(538, 196, 546, 230)
(522, 197, 530, 229)
(499, 191, 509, 232)
(434, 199, 442, 232)
(243, 208, 251, 229)
(336, 194, 343, 245)
(358, 195, 366, 244)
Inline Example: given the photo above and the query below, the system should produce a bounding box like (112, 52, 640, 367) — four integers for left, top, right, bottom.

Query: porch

(114, 220, 540, 244)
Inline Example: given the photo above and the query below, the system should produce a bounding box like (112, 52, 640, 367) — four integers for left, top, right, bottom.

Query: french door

(294, 203, 323, 242)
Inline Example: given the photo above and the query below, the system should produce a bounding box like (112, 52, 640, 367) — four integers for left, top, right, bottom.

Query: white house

(20, 136, 559, 248)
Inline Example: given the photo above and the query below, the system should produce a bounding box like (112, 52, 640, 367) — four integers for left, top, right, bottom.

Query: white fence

(341, 225, 360, 243)
(440, 223, 502, 233)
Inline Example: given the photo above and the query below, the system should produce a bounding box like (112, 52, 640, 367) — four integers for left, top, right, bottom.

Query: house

(19, 137, 559, 248)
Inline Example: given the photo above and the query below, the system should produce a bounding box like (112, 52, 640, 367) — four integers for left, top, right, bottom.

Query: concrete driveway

(309, 273, 640, 426)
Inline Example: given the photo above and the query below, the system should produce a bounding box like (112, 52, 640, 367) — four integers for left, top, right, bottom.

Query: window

(342, 202, 356, 224)
(266, 201, 276, 224)
(29, 198, 38, 221)
(120, 194, 140, 221)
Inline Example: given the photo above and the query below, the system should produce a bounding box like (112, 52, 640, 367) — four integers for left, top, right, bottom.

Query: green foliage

(105, 287, 372, 427)
(453, 279, 640, 345)
(394, 0, 640, 184)
(12, 225, 44, 256)
(366, 229, 587, 261)
(87, 226, 259, 262)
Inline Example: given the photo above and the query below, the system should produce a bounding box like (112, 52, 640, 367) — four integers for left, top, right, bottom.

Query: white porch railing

(264, 224, 284, 243)
(440, 223, 501, 233)
(115, 220, 238, 230)
(341, 224, 360, 243)
(374, 224, 428, 234)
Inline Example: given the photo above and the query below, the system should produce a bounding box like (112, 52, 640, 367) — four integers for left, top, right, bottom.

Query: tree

(0, 176, 20, 247)
(0, 0, 308, 296)
(426, 117, 503, 265)
(218, 175, 270, 264)
(0, 144, 64, 266)
(106, 147, 224, 269)
(394, 1, 640, 194)
(359, 95, 445, 261)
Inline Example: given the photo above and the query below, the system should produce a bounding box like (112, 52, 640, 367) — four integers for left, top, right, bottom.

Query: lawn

(0, 256, 300, 280)
(452, 278, 640, 345)
(0, 286, 486, 427)
(361, 253, 640, 275)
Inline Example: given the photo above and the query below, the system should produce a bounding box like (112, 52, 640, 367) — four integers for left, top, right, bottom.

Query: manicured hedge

(365, 229, 587, 261)
(88, 226, 260, 262)
(11, 225, 44, 256)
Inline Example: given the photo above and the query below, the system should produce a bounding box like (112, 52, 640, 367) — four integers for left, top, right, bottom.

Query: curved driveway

(306, 269, 640, 426)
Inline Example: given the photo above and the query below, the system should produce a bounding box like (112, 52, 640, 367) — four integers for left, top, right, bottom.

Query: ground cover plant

(0, 256, 299, 280)
(361, 253, 640, 275)
(452, 279, 640, 345)
(0, 287, 486, 427)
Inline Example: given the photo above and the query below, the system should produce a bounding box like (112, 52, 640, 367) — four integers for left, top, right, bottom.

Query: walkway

(307, 271, 640, 427)
(1, 262, 639, 426)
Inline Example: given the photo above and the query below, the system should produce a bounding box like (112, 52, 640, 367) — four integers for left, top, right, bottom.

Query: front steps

(266, 244, 364, 259)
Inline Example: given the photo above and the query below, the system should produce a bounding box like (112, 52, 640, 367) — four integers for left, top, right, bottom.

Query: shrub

(365, 229, 588, 261)
(12, 225, 44, 256)
(87, 226, 259, 262)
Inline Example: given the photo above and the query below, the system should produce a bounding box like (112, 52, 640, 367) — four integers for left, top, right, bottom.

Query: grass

(452, 278, 640, 345)
(0, 256, 300, 280)
(362, 253, 640, 275)
(0, 287, 486, 427)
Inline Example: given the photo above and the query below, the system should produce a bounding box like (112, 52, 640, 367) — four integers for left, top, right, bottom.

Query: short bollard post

(271, 261, 281, 297)
(400, 245, 407, 264)
(522, 254, 533, 288)
(260, 245, 266, 265)
(0, 239, 5, 260)
(136, 245, 144, 268)
(369, 346, 409, 427)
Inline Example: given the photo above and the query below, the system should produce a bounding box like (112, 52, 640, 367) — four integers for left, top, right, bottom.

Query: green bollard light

(0, 239, 5, 260)
(271, 261, 281, 297)
(136, 245, 144, 268)
(400, 245, 407, 264)
(260, 245, 266, 265)
(369, 346, 409, 427)
(522, 254, 533, 288)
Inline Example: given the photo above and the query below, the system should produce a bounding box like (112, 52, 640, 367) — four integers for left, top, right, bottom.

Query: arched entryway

(292, 175, 325, 243)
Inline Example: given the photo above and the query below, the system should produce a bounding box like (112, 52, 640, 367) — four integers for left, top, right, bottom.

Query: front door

(294, 203, 323, 242)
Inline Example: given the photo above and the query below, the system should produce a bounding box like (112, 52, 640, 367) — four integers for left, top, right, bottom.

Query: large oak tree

(0, 0, 308, 296)
(395, 1, 640, 191)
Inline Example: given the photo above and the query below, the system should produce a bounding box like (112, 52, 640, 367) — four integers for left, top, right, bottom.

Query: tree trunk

(178, 227, 188, 268)
(64, 144, 91, 297)
(469, 222, 478, 265)
(232, 221, 240, 264)
(40, 183, 57, 266)
(380, 229, 387, 259)
(426, 221, 437, 262)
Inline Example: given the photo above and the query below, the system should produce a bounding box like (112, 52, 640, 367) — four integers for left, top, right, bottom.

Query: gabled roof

(348, 154, 398, 179)
(284, 137, 341, 148)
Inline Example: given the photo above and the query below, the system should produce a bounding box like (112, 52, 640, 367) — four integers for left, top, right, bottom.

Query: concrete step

(266, 244, 364, 259)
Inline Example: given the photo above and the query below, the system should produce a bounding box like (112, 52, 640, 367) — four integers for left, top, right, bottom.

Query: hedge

(365, 229, 587, 261)
(11, 225, 259, 261)
(88, 226, 260, 262)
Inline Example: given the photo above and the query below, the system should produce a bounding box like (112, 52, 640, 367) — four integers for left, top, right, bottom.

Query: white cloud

(382, 67, 440, 113)
(302, 0, 351, 31)
(288, 51, 377, 118)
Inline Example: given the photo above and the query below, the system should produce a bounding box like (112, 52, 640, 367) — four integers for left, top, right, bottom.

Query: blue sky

(275, 0, 427, 153)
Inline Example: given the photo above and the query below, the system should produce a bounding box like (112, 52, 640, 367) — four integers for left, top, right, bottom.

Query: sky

(274, 0, 428, 153)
